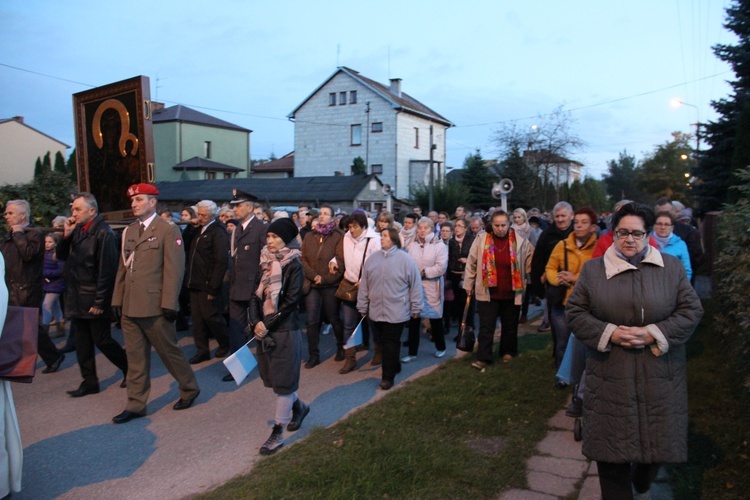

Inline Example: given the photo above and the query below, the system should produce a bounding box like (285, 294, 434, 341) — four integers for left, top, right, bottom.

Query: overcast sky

(0, 0, 735, 180)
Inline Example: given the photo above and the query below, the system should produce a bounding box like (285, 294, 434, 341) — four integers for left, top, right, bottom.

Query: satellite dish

(492, 178, 514, 199)
(382, 184, 391, 195)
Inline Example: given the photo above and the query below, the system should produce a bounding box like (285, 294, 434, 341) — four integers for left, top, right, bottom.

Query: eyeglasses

(614, 229, 647, 240)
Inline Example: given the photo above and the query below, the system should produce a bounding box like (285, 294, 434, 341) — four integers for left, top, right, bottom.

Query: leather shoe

(334, 348, 345, 362)
(173, 391, 200, 410)
(304, 356, 319, 369)
(189, 353, 210, 364)
(214, 347, 229, 358)
(42, 354, 65, 374)
(120, 378, 127, 388)
(222, 374, 234, 382)
(338, 358, 356, 374)
(112, 410, 145, 424)
(379, 380, 394, 390)
(67, 385, 100, 398)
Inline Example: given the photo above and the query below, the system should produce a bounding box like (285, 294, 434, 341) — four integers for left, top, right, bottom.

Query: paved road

(12, 320, 458, 499)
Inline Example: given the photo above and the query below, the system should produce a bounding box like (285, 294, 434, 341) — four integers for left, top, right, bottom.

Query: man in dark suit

(186, 199, 230, 364)
(111, 184, 200, 423)
(2, 199, 65, 373)
(57, 192, 128, 397)
(223, 189, 267, 382)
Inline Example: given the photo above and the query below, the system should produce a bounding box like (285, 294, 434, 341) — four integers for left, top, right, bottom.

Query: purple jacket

(42, 250, 65, 294)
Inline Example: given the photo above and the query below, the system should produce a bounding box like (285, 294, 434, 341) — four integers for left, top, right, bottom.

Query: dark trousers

(228, 299, 250, 354)
(74, 317, 128, 387)
(38, 322, 61, 366)
(476, 299, 520, 362)
(406, 316, 446, 356)
(190, 289, 229, 356)
(550, 304, 569, 368)
(596, 462, 662, 500)
(305, 286, 344, 357)
(372, 321, 406, 382)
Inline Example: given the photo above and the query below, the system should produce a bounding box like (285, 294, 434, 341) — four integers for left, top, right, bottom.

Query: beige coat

(113, 217, 185, 316)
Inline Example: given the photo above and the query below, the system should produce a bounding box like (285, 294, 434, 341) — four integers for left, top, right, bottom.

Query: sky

(0, 0, 736, 180)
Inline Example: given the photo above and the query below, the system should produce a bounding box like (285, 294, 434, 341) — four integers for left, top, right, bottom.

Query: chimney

(389, 78, 402, 98)
(12, 116, 24, 124)
(151, 101, 166, 112)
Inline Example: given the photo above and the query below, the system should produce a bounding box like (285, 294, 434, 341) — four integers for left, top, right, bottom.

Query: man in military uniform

(223, 189, 267, 382)
(111, 184, 200, 423)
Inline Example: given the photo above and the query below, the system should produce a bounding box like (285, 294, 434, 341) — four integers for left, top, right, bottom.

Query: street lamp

(670, 98, 700, 151)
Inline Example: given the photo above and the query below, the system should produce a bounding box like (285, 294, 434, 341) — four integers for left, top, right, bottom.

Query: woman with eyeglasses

(651, 211, 692, 281)
(566, 202, 703, 499)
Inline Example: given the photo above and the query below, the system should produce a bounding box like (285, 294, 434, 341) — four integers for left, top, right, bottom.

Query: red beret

(127, 183, 159, 197)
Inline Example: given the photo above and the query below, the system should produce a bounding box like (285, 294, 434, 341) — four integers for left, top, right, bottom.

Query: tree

(67, 149, 78, 182)
(581, 177, 609, 213)
(602, 150, 644, 202)
(492, 105, 585, 210)
(351, 156, 367, 175)
(34, 157, 44, 178)
(0, 170, 76, 236)
(54, 151, 67, 174)
(637, 132, 694, 206)
(696, 0, 750, 213)
(410, 179, 470, 215)
(459, 150, 498, 210)
(495, 146, 537, 209)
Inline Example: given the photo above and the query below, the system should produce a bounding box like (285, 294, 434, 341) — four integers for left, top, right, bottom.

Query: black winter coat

(56, 215, 118, 318)
(187, 221, 229, 296)
(529, 223, 572, 298)
(1, 227, 45, 307)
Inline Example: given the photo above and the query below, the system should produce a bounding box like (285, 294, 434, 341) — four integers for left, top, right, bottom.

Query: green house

(152, 104, 252, 181)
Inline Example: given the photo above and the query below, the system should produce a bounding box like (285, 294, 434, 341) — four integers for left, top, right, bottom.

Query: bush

(712, 166, 750, 394)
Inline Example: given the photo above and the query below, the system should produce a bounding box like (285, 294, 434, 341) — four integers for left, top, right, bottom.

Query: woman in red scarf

(463, 210, 534, 369)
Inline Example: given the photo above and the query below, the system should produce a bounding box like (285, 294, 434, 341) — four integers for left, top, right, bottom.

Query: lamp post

(670, 99, 700, 151)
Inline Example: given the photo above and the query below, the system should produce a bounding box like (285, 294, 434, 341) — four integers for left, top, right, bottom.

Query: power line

(0, 62, 96, 88)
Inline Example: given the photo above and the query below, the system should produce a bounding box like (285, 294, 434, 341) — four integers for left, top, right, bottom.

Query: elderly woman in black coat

(566, 202, 703, 499)
(247, 218, 310, 456)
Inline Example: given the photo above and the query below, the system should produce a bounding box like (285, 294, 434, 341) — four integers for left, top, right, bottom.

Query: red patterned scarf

(481, 230, 523, 292)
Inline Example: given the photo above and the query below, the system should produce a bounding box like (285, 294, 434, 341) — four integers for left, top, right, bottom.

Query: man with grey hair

(58, 192, 128, 396)
(2, 199, 66, 373)
(187, 199, 230, 364)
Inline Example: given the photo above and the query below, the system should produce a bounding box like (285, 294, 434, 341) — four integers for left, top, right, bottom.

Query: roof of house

(0, 117, 71, 148)
(172, 156, 245, 172)
(288, 67, 453, 127)
(522, 150, 583, 166)
(156, 174, 383, 204)
(152, 105, 252, 133)
(251, 152, 294, 173)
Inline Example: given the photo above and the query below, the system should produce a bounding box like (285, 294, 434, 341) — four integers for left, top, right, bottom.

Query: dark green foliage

(495, 147, 536, 209)
(34, 157, 43, 178)
(636, 133, 694, 207)
(351, 156, 366, 175)
(53, 151, 67, 174)
(602, 150, 644, 202)
(696, 0, 750, 214)
(461, 150, 498, 210)
(411, 179, 471, 214)
(0, 171, 76, 236)
(67, 149, 78, 182)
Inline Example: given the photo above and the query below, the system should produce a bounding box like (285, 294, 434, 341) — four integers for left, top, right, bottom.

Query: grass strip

(203, 332, 568, 499)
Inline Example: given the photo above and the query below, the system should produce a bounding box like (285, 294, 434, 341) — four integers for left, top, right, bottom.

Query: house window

(329, 93, 336, 106)
(351, 124, 362, 146)
(204, 141, 212, 158)
(223, 172, 232, 179)
(414, 128, 419, 148)
(372, 164, 383, 175)
(350, 91, 357, 104)
(372, 122, 383, 133)
(205, 171, 216, 180)
(339, 92, 347, 105)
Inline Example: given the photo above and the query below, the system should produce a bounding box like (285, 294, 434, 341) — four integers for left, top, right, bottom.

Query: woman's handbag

(456, 296, 475, 352)
(0, 306, 39, 383)
(335, 239, 370, 303)
(545, 240, 569, 307)
(335, 278, 359, 302)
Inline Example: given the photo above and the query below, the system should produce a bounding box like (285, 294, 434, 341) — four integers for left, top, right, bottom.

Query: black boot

(334, 346, 345, 362)
(287, 399, 310, 431)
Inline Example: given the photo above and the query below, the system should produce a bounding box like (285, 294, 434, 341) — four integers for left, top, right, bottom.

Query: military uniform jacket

(230, 217, 267, 301)
(112, 217, 185, 317)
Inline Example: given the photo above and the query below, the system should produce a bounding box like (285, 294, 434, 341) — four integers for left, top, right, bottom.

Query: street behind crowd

(12, 318, 460, 499)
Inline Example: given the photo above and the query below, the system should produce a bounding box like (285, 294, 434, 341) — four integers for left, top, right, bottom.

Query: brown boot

(370, 342, 382, 366)
(338, 348, 357, 374)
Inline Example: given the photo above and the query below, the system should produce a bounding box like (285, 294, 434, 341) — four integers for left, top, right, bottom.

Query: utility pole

(429, 125, 434, 212)
(365, 102, 370, 170)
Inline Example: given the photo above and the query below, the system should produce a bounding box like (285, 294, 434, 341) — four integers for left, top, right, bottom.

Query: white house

(288, 67, 453, 200)
(522, 150, 583, 187)
(0, 116, 70, 185)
